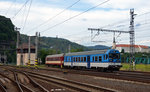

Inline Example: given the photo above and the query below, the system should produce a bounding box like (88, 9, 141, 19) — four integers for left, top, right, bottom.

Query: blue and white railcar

(64, 49, 122, 71)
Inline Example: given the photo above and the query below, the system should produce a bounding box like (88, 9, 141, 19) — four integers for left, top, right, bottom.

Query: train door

(71, 56, 73, 67)
(87, 56, 90, 68)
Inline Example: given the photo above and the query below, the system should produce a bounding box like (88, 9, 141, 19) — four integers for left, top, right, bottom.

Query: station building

(116, 44, 150, 53)
(17, 43, 35, 65)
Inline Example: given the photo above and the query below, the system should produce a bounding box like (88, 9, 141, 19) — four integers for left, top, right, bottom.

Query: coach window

(84, 57, 86, 62)
(69, 57, 70, 61)
(79, 57, 80, 62)
(76, 57, 78, 62)
(99, 56, 102, 62)
(81, 57, 83, 62)
(106, 54, 108, 59)
(92, 56, 94, 62)
(95, 56, 98, 62)
(73, 57, 75, 62)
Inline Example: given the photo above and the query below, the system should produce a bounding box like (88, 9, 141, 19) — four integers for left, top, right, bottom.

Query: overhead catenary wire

(26, 0, 81, 34)
(40, 0, 110, 33)
(11, 0, 30, 19)
(21, 0, 32, 33)
(61, 11, 150, 44)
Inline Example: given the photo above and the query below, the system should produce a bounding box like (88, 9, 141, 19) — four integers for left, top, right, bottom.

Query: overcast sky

(0, 0, 150, 46)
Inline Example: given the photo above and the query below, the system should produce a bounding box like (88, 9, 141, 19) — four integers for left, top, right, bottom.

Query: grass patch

(121, 63, 150, 72)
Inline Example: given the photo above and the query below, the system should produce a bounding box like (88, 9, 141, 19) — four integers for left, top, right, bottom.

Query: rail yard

(0, 65, 149, 92)
(1, 0, 150, 92)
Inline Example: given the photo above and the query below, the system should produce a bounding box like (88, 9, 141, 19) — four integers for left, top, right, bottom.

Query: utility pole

(38, 32, 41, 65)
(129, 9, 136, 70)
(35, 32, 39, 68)
(68, 44, 71, 53)
(28, 36, 31, 67)
(0, 54, 1, 63)
(15, 27, 21, 65)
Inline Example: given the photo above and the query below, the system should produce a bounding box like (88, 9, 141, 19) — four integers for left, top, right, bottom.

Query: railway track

(0, 69, 33, 92)
(4, 67, 117, 92)
(1, 65, 150, 92)
(1, 65, 150, 84)
(0, 68, 50, 92)
(9, 69, 49, 92)
(24, 66, 150, 84)
(22, 70, 117, 92)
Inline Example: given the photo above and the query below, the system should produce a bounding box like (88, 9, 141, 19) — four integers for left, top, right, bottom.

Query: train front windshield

(109, 53, 120, 59)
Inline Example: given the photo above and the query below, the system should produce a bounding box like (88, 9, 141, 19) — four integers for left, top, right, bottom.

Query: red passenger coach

(45, 54, 64, 67)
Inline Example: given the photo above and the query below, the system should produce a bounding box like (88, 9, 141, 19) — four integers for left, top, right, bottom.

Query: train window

(81, 57, 83, 62)
(84, 57, 86, 62)
(76, 57, 78, 62)
(70, 57, 71, 62)
(92, 56, 94, 62)
(79, 57, 80, 62)
(104, 55, 106, 60)
(99, 56, 102, 61)
(73, 57, 75, 62)
(106, 55, 108, 59)
(95, 56, 98, 62)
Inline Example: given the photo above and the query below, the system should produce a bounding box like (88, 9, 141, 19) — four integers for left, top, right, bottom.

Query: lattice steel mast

(129, 9, 136, 70)
(88, 9, 136, 70)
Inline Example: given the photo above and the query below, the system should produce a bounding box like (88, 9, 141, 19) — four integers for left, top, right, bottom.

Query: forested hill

(0, 15, 16, 42)
(0, 15, 17, 64)
(20, 34, 89, 53)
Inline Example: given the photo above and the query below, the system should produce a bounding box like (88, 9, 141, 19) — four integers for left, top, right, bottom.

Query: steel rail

(1, 69, 34, 92)
(23, 72, 49, 92)
(0, 82, 7, 92)
(25, 71, 117, 92)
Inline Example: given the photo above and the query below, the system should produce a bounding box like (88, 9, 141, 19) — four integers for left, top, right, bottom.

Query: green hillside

(20, 34, 89, 53)
(0, 15, 17, 64)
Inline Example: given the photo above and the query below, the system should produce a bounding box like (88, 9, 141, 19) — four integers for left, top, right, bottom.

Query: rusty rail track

(0, 82, 7, 92)
(0, 70, 33, 92)
(1, 65, 150, 84)
(23, 70, 117, 92)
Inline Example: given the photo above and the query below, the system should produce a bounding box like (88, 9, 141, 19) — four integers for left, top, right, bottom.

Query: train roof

(46, 53, 64, 58)
(65, 49, 108, 56)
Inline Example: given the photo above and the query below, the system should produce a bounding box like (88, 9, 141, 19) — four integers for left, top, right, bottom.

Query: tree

(39, 49, 61, 64)
(121, 49, 125, 53)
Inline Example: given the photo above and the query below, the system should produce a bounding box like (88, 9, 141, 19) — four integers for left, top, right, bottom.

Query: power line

(11, 0, 30, 19)
(21, 0, 32, 33)
(99, 11, 150, 29)
(26, 0, 81, 34)
(40, 0, 110, 33)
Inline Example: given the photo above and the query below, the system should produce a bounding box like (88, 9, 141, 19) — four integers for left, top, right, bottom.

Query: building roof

(46, 54, 64, 58)
(65, 50, 108, 56)
(116, 44, 149, 49)
(18, 43, 35, 49)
